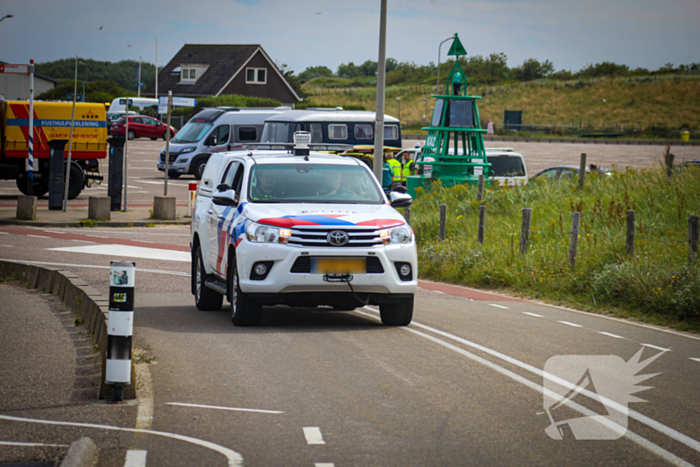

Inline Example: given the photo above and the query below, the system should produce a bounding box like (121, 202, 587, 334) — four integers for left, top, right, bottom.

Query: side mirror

(206, 135, 217, 146)
(389, 191, 412, 208)
(213, 188, 237, 206)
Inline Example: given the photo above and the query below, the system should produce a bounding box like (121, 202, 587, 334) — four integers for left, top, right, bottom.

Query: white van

(157, 107, 290, 179)
(107, 97, 159, 118)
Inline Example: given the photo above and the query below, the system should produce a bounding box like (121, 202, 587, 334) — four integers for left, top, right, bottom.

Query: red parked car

(110, 115, 175, 140)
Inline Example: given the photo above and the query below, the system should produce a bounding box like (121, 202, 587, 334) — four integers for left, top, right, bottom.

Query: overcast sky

(2, 0, 699, 75)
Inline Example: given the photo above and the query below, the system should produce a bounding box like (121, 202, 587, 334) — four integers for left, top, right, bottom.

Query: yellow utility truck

(0, 100, 107, 198)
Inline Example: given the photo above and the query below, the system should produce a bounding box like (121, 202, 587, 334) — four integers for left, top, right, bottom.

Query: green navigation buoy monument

(407, 33, 491, 197)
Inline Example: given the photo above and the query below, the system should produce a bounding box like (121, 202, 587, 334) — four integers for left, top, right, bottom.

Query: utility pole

(372, 0, 387, 182)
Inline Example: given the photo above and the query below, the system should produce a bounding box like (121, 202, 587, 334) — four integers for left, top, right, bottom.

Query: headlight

(245, 221, 292, 243)
(179, 147, 196, 154)
(379, 225, 412, 244)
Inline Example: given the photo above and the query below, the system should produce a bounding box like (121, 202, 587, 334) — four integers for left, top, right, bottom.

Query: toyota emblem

(327, 230, 349, 246)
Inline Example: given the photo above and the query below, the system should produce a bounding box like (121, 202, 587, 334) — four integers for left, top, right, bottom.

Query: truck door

(208, 160, 242, 277)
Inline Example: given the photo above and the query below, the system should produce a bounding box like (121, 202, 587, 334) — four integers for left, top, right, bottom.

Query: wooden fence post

(626, 210, 635, 256)
(439, 204, 447, 241)
(478, 205, 487, 245)
(520, 208, 532, 254)
(477, 175, 484, 201)
(403, 205, 411, 226)
(690, 215, 699, 264)
(569, 212, 581, 270)
(578, 153, 587, 189)
(667, 153, 675, 178)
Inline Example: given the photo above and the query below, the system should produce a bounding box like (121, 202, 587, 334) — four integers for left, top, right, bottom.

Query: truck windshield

(488, 156, 526, 177)
(173, 122, 213, 143)
(249, 164, 383, 204)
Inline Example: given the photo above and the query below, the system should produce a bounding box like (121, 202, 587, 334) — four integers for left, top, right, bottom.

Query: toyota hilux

(190, 133, 417, 326)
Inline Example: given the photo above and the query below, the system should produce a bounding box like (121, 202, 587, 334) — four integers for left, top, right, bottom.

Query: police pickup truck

(191, 132, 417, 326)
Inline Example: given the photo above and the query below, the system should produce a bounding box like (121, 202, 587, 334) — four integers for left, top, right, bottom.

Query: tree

(513, 58, 554, 81)
(298, 66, 334, 82)
(577, 61, 629, 78)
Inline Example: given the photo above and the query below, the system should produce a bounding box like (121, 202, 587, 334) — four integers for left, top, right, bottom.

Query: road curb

(0, 259, 136, 400)
(59, 436, 98, 467)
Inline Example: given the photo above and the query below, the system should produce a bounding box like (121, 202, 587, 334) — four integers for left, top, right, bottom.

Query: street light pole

(436, 34, 456, 94)
(396, 97, 401, 122)
(0, 14, 13, 22)
(423, 98, 428, 125)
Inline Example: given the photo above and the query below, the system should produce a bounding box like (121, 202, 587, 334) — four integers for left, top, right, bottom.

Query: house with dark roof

(144, 44, 301, 105)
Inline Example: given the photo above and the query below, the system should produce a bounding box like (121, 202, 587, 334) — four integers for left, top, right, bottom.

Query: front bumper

(157, 153, 191, 173)
(235, 240, 418, 299)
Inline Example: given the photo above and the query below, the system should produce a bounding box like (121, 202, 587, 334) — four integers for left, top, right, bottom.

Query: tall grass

(410, 164, 700, 328)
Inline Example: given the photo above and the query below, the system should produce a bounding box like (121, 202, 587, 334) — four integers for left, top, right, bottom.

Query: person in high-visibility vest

(386, 152, 402, 187)
(399, 151, 416, 186)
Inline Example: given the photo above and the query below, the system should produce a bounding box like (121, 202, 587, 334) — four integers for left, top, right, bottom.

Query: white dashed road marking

(315, 463, 335, 467)
(303, 427, 326, 445)
(642, 343, 672, 352)
(522, 312, 544, 318)
(598, 331, 625, 339)
(124, 450, 148, 467)
(557, 320, 583, 328)
(489, 304, 509, 309)
(690, 358, 700, 364)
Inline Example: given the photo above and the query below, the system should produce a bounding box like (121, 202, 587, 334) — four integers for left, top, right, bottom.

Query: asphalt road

(1, 224, 699, 466)
(1, 139, 699, 466)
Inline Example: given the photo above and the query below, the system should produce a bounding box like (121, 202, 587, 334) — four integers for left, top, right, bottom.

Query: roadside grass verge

(410, 163, 700, 332)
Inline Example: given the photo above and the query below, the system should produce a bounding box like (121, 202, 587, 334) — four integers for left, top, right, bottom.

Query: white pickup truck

(190, 133, 417, 326)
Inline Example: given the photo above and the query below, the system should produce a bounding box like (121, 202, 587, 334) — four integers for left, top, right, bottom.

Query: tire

(379, 295, 414, 326)
(228, 255, 262, 326)
(168, 171, 181, 179)
(193, 159, 208, 180)
(163, 130, 171, 140)
(16, 175, 48, 197)
(193, 245, 223, 311)
(127, 130, 136, 140)
(67, 163, 84, 200)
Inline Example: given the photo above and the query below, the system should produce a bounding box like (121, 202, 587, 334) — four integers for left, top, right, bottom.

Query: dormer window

(178, 64, 208, 84)
(182, 68, 196, 82)
(246, 67, 267, 84)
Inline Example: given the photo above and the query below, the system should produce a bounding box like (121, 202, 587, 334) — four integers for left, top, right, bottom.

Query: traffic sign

(119, 98, 134, 105)
(159, 96, 197, 107)
(158, 105, 168, 114)
(66, 93, 84, 102)
(0, 64, 29, 74)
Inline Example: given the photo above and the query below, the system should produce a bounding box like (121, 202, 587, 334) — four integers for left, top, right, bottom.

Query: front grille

(288, 226, 383, 248)
(290, 256, 384, 274)
(159, 152, 179, 163)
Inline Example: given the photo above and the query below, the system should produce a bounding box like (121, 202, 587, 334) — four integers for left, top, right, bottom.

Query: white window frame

(181, 68, 197, 82)
(246, 67, 267, 85)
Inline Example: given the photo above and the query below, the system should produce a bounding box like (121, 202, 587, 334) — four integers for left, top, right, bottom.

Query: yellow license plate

(312, 257, 366, 274)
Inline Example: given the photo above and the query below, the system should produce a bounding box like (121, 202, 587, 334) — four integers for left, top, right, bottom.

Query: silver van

(157, 107, 290, 179)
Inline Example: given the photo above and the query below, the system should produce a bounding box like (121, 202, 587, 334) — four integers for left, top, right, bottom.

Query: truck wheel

(193, 245, 223, 311)
(228, 255, 262, 326)
(67, 164, 84, 200)
(16, 176, 49, 197)
(379, 295, 414, 326)
(127, 130, 136, 140)
(193, 159, 208, 180)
